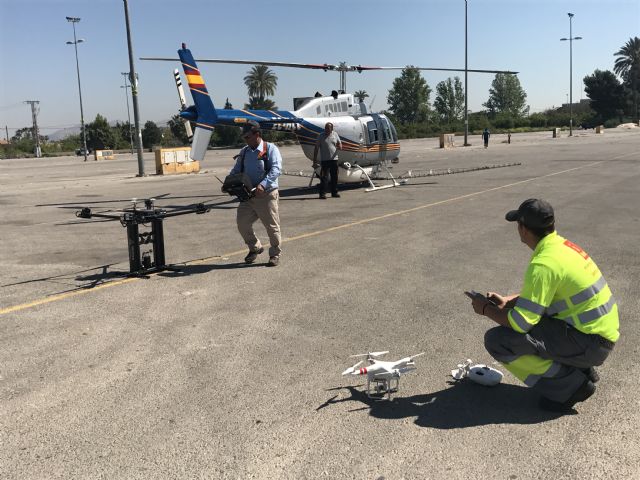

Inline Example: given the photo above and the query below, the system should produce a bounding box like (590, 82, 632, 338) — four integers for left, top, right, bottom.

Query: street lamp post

(463, 0, 470, 146)
(121, 72, 134, 154)
(122, 0, 145, 176)
(560, 13, 582, 137)
(65, 16, 90, 162)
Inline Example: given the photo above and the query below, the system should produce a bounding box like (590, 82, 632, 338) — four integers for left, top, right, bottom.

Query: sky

(1, 0, 638, 139)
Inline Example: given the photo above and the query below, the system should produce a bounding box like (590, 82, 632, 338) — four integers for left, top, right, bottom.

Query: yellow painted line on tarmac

(1, 151, 635, 317)
(0, 277, 138, 316)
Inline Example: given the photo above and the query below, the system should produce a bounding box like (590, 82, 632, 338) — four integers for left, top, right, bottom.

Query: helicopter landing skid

(356, 164, 401, 192)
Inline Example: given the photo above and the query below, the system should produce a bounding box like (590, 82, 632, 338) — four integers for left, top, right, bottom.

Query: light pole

(122, 0, 145, 176)
(121, 72, 134, 154)
(463, 0, 470, 146)
(66, 16, 90, 161)
(560, 13, 582, 137)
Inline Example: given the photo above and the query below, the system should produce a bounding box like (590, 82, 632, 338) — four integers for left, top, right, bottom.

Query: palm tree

(243, 65, 278, 108)
(354, 90, 369, 103)
(614, 37, 640, 123)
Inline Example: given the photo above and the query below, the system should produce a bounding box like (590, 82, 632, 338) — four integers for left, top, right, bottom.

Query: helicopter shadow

(320, 382, 567, 429)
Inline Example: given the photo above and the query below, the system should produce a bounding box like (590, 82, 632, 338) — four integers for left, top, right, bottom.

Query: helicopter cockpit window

(382, 118, 393, 143)
(367, 121, 379, 143)
(389, 121, 398, 142)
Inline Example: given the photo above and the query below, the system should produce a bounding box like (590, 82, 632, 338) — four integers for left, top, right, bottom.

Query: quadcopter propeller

(349, 351, 389, 358)
(341, 360, 364, 376)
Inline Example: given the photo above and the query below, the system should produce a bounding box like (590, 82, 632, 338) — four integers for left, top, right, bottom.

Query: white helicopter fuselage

(276, 93, 401, 183)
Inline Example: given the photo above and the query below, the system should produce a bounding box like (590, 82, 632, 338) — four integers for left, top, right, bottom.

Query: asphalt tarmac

(1, 129, 639, 479)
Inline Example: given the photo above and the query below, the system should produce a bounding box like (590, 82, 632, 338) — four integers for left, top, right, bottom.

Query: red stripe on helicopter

(359, 368, 368, 375)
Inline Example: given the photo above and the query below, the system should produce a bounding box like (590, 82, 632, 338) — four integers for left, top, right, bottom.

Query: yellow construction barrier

(94, 149, 115, 160)
(155, 147, 200, 175)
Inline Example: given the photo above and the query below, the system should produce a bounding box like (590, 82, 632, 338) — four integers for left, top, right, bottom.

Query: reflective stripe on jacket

(508, 231, 619, 342)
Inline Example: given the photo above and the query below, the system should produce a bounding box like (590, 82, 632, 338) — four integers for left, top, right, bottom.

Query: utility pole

(5, 125, 8, 143)
(24, 100, 41, 157)
(122, 0, 145, 176)
(463, 0, 470, 146)
(121, 72, 134, 154)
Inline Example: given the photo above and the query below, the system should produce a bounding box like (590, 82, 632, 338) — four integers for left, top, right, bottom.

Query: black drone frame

(76, 198, 210, 275)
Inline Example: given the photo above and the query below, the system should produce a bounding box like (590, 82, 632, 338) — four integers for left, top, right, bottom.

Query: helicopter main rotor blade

(142, 57, 339, 71)
(409, 352, 426, 360)
(141, 57, 517, 75)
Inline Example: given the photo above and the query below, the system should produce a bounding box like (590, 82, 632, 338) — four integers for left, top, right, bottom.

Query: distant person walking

(482, 128, 491, 148)
(313, 122, 343, 199)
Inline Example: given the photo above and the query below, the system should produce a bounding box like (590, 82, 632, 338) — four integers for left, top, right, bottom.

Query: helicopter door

(370, 114, 388, 162)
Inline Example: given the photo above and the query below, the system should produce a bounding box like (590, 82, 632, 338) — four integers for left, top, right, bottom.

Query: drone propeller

(349, 351, 389, 359)
(341, 360, 364, 376)
(409, 352, 426, 360)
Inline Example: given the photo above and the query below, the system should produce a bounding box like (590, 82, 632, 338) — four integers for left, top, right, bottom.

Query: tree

(387, 67, 431, 124)
(583, 69, 624, 122)
(354, 90, 369, 103)
(244, 65, 277, 110)
(141, 120, 162, 148)
(433, 77, 465, 124)
(86, 114, 115, 150)
(483, 73, 528, 118)
(245, 97, 277, 110)
(614, 37, 640, 122)
(167, 114, 191, 145)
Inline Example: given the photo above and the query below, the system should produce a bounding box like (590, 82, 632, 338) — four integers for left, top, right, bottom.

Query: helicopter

(142, 44, 517, 191)
(341, 351, 425, 399)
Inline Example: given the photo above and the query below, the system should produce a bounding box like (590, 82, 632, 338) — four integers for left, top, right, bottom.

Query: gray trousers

(484, 318, 614, 402)
(236, 189, 281, 258)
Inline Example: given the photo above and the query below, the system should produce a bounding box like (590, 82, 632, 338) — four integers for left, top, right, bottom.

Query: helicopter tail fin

(177, 43, 218, 161)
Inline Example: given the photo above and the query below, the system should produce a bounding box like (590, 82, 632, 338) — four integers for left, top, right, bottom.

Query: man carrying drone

(222, 120, 283, 267)
(468, 199, 619, 413)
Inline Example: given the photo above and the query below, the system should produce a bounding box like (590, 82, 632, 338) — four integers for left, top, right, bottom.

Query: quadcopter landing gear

(366, 376, 399, 400)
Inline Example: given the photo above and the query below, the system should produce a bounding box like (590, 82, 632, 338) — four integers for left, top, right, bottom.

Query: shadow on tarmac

(157, 262, 267, 277)
(319, 382, 567, 429)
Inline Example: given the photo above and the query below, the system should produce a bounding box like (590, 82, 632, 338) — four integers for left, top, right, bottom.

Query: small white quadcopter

(341, 351, 424, 399)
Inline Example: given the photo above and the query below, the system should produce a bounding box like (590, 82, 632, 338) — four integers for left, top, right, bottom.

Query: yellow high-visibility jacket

(508, 231, 619, 342)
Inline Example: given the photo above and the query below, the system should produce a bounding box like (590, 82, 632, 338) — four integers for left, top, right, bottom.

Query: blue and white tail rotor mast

(142, 44, 517, 191)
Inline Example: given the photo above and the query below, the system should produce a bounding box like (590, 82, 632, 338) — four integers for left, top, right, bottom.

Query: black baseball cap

(505, 198, 555, 228)
(241, 120, 261, 135)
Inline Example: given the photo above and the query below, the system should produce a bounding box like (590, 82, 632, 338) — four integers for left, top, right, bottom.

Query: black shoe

(244, 247, 264, 264)
(582, 367, 600, 383)
(319, 194, 327, 199)
(539, 380, 596, 413)
(267, 256, 279, 267)
(331, 193, 341, 198)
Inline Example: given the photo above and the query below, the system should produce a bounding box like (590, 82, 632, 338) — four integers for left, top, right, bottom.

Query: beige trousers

(236, 190, 281, 257)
